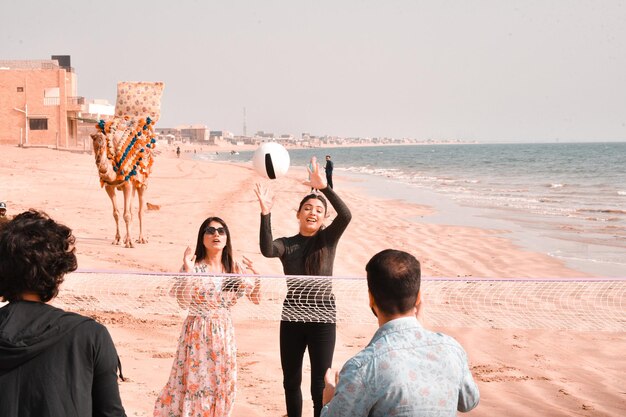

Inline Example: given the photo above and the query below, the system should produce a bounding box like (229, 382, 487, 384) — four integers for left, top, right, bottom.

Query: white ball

(252, 142, 290, 179)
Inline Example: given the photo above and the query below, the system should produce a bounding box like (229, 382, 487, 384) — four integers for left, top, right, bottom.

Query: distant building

(154, 126, 216, 144)
(209, 130, 224, 141)
(179, 124, 210, 143)
(0, 56, 84, 147)
(83, 99, 114, 120)
(211, 130, 240, 145)
(234, 135, 258, 145)
(77, 99, 115, 149)
(155, 127, 180, 143)
(255, 130, 274, 139)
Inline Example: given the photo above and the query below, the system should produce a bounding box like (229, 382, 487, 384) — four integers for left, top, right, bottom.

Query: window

(44, 87, 60, 106)
(17, 87, 24, 92)
(44, 87, 60, 98)
(29, 118, 48, 130)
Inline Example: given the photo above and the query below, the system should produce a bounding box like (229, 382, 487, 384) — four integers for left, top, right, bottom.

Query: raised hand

(241, 255, 258, 275)
(182, 246, 196, 272)
(254, 182, 274, 215)
(305, 156, 327, 190)
(242, 255, 261, 304)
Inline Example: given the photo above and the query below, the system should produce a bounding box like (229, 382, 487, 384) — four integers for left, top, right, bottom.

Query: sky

(1, 0, 625, 142)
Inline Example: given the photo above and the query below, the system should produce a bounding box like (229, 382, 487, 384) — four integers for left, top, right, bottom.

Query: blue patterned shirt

(321, 317, 479, 417)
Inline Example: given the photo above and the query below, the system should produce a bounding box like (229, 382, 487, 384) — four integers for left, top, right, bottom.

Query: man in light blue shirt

(321, 249, 479, 417)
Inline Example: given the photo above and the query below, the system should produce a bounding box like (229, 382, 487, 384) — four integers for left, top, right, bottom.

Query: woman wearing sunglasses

(154, 216, 261, 417)
(254, 157, 352, 417)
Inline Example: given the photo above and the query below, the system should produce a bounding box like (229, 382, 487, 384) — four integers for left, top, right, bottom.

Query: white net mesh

(47, 270, 626, 332)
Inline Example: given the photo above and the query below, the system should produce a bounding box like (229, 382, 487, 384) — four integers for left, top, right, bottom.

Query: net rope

(45, 270, 626, 332)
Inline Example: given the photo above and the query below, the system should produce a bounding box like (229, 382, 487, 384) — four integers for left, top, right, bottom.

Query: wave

(436, 177, 480, 185)
(576, 208, 626, 215)
(549, 252, 626, 266)
(579, 216, 624, 222)
(343, 163, 624, 225)
(193, 153, 220, 162)
(618, 191, 626, 196)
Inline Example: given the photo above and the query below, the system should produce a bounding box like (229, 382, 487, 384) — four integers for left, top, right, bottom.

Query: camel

(91, 117, 156, 248)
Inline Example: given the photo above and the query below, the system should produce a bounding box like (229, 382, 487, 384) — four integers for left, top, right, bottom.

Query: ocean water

(197, 142, 626, 276)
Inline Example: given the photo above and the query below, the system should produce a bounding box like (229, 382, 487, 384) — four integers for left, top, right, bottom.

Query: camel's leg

(135, 185, 148, 244)
(121, 182, 134, 248)
(105, 185, 121, 245)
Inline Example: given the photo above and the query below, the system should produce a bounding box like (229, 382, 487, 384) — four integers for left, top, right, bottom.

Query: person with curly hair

(0, 209, 126, 417)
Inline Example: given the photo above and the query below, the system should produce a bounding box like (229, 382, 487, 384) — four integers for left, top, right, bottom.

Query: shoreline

(0, 141, 598, 280)
(199, 144, 626, 278)
(191, 153, 616, 278)
(340, 171, 623, 277)
(163, 140, 478, 154)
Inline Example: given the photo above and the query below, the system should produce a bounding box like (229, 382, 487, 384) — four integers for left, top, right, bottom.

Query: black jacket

(325, 160, 334, 174)
(0, 301, 126, 417)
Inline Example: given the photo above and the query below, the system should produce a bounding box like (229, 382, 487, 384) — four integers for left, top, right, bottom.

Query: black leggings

(280, 320, 336, 417)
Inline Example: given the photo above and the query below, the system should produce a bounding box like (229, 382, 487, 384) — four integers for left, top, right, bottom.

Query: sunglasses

(204, 226, 226, 236)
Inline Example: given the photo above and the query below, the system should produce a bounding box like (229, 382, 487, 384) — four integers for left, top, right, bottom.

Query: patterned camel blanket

(95, 116, 156, 187)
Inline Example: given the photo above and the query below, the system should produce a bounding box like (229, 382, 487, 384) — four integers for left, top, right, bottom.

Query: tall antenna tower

(243, 107, 247, 137)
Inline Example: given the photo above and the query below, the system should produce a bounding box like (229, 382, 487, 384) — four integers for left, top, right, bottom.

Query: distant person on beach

(320, 249, 480, 417)
(0, 202, 8, 228)
(254, 156, 352, 417)
(176, 146, 181, 158)
(325, 155, 334, 189)
(0, 210, 126, 417)
(154, 216, 261, 417)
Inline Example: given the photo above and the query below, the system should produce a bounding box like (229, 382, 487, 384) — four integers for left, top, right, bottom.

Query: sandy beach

(1, 144, 624, 416)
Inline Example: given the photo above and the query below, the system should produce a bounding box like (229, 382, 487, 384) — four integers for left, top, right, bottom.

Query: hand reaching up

(254, 182, 274, 215)
(305, 156, 327, 191)
(182, 246, 196, 272)
(241, 255, 258, 275)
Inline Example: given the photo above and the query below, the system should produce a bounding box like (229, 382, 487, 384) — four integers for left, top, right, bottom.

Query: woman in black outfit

(254, 157, 351, 417)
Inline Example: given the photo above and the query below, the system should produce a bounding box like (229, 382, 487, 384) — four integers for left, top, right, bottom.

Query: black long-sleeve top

(260, 187, 352, 322)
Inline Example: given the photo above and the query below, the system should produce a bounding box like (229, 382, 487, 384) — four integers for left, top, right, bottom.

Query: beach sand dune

(1, 145, 623, 416)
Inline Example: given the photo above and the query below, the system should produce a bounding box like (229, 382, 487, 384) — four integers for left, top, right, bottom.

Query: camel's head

(91, 132, 117, 184)
(91, 131, 105, 154)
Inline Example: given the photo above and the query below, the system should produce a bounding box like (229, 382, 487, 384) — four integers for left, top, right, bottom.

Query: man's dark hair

(0, 210, 77, 302)
(366, 249, 421, 315)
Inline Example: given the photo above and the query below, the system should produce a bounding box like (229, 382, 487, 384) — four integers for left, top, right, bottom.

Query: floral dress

(154, 263, 254, 417)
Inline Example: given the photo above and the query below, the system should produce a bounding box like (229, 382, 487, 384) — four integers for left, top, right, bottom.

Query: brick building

(0, 55, 84, 147)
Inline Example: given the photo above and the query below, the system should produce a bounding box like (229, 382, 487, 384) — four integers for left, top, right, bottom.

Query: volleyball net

(48, 270, 626, 332)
